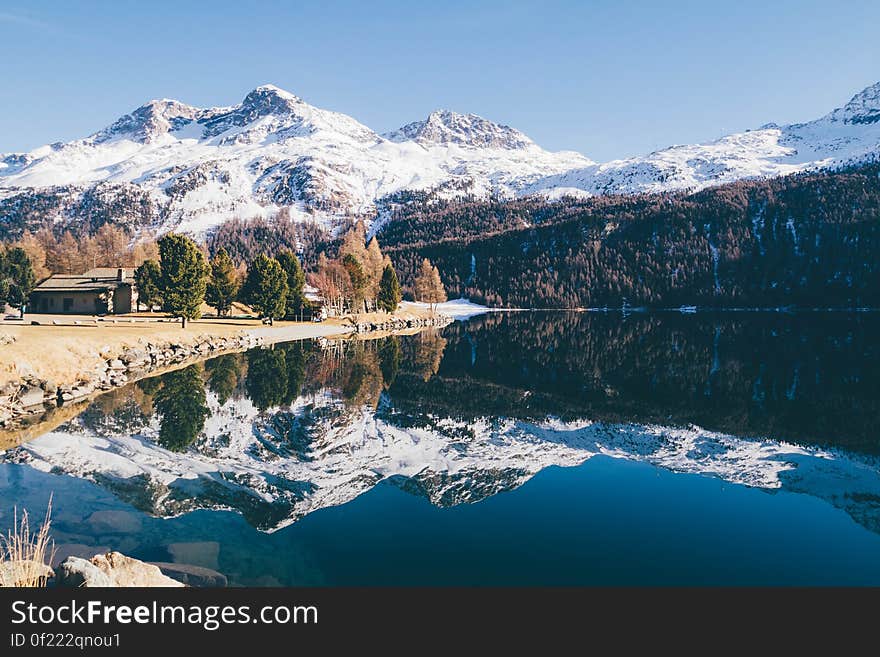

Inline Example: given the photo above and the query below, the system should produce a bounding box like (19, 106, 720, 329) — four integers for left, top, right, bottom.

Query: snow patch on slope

(403, 298, 493, 319)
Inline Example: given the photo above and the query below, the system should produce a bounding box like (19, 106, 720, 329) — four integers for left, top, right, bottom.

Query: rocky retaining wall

(0, 313, 453, 434)
(0, 333, 263, 432)
(351, 313, 453, 333)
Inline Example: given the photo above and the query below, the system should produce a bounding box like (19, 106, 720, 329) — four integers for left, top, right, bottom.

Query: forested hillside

(384, 161, 880, 308)
(6, 160, 880, 309)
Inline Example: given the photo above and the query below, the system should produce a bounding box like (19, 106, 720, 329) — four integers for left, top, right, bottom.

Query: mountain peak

(192, 84, 313, 141)
(5, 79, 880, 240)
(825, 80, 880, 125)
(253, 83, 296, 96)
(385, 109, 535, 149)
(241, 84, 302, 114)
(94, 98, 199, 144)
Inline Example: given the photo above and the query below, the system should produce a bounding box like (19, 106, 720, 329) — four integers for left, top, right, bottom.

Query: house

(303, 283, 329, 319)
(30, 268, 137, 315)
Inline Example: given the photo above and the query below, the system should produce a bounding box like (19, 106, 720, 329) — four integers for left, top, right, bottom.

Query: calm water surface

(1, 312, 879, 585)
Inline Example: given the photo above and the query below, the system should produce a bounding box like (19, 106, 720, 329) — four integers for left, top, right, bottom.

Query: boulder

(55, 557, 113, 587)
(88, 552, 184, 587)
(0, 560, 54, 586)
(51, 543, 111, 568)
(18, 385, 46, 408)
(152, 562, 227, 587)
(120, 348, 148, 364)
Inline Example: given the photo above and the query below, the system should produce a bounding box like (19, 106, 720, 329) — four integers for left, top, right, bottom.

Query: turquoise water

(2, 312, 879, 585)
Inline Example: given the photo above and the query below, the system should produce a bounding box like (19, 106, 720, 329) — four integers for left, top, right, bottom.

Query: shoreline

(411, 305, 880, 314)
(0, 303, 453, 443)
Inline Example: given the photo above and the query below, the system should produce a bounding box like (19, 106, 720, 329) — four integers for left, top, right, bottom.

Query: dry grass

(0, 497, 55, 587)
(0, 314, 356, 389)
(343, 301, 437, 325)
(1, 317, 267, 389)
(0, 304, 422, 389)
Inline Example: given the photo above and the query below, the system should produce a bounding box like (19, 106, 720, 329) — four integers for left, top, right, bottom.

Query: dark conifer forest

(382, 161, 880, 308)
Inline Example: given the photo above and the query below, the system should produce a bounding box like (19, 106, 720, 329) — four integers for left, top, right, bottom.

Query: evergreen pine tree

(276, 249, 307, 319)
(378, 336, 401, 387)
(206, 248, 240, 317)
(206, 353, 244, 405)
(153, 364, 209, 452)
(377, 263, 402, 313)
(134, 259, 162, 312)
(280, 342, 308, 406)
(242, 254, 288, 324)
(246, 348, 288, 410)
(158, 234, 209, 327)
(0, 247, 35, 317)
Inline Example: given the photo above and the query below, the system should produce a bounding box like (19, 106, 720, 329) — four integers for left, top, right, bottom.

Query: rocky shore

(350, 313, 453, 333)
(1, 551, 204, 588)
(0, 311, 453, 436)
(0, 333, 264, 434)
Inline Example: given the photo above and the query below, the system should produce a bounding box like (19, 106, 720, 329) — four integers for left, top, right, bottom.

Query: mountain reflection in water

(2, 312, 879, 540)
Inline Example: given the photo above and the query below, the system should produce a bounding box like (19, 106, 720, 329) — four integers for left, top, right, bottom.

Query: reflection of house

(30, 268, 137, 315)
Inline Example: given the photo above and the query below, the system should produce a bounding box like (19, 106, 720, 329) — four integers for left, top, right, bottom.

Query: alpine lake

(2, 311, 879, 586)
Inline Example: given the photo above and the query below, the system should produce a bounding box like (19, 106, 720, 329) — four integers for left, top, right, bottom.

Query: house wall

(31, 292, 107, 315)
(112, 285, 134, 314)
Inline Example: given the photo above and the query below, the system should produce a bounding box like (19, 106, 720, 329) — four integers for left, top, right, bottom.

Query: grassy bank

(0, 317, 345, 390)
(0, 302, 443, 390)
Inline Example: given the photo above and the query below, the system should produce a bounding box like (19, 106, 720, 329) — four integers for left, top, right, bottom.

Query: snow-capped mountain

(1, 81, 879, 237)
(525, 81, 880, 197)
(0, 85, 589, 236)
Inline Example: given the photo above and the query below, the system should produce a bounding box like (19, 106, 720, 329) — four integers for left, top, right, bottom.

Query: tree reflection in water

(206, 353, 245, 406)
(246, 348, 288, 411)
(59, 311, 880, 458)
(152, 364, 210, 452)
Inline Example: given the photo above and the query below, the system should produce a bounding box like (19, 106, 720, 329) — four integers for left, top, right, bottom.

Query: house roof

(33, 268, 135, 294)
(82, 268, 135, 281)
(303, 283, 324, 302)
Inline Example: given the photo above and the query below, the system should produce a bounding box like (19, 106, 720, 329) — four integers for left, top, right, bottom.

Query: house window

(63, 298, 74, 312)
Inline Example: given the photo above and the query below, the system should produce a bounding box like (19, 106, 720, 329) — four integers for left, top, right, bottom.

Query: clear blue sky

(1, 0, 878, 161)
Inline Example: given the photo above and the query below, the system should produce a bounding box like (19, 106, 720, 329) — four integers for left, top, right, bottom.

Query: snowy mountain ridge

(2, 80, 880, 236)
